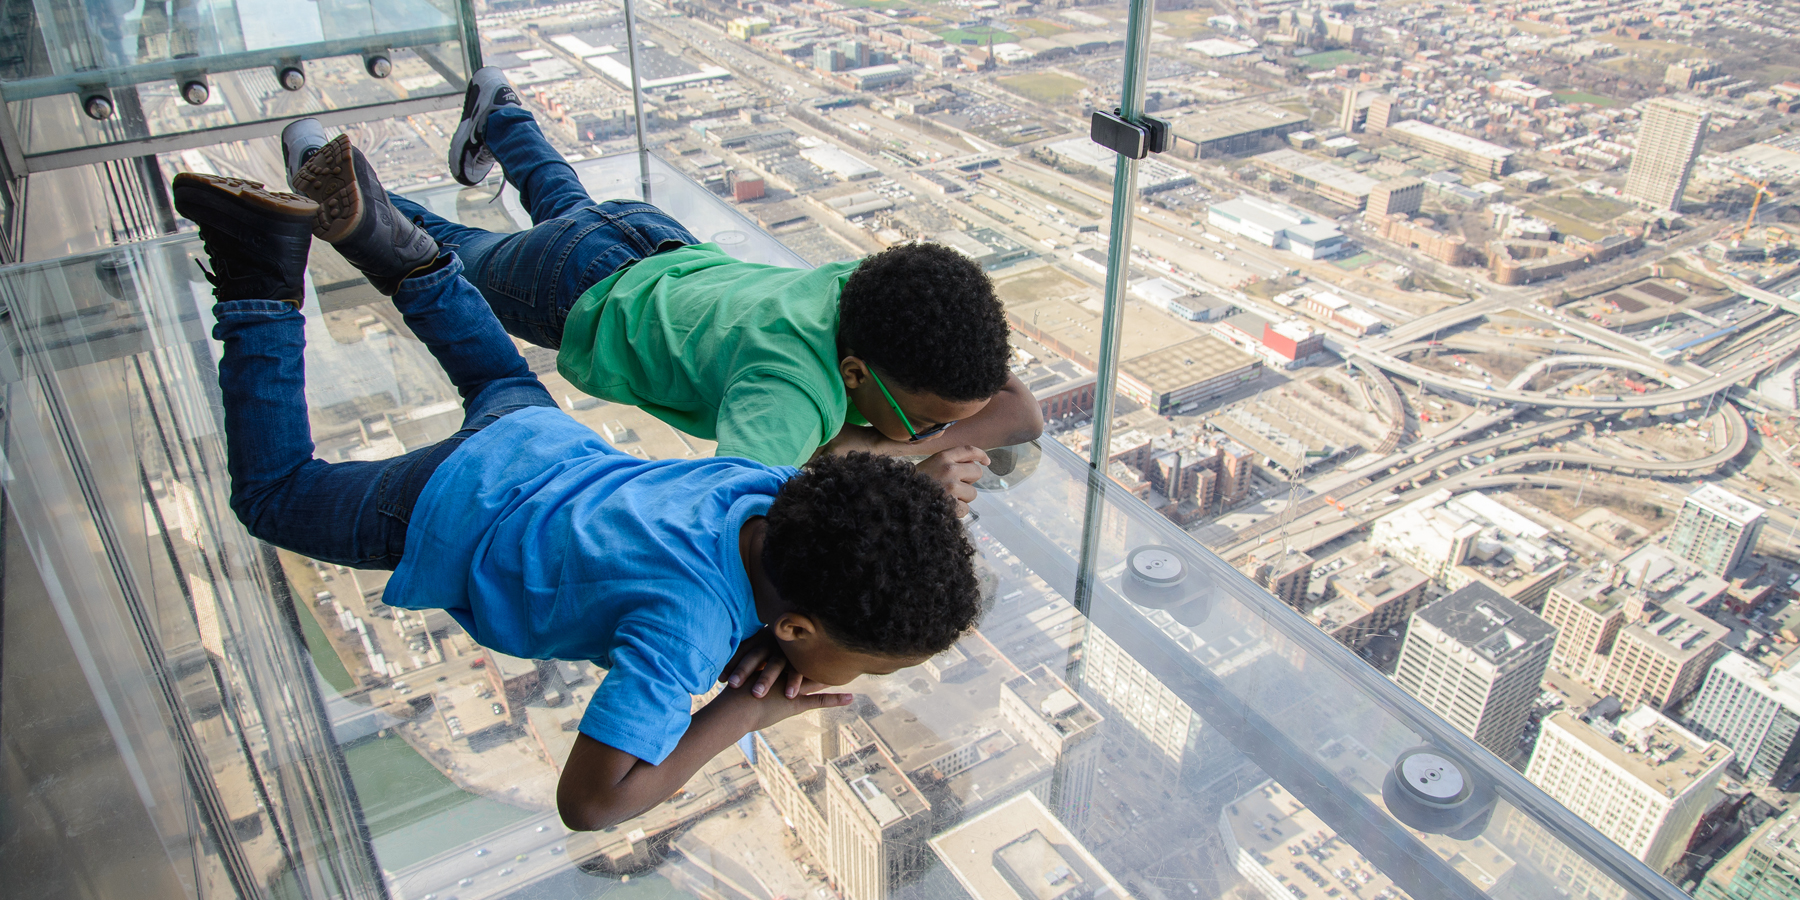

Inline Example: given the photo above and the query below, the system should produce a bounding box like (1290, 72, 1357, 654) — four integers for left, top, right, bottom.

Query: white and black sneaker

(448, 67, 522, 187)
(280, 117, 330, 190)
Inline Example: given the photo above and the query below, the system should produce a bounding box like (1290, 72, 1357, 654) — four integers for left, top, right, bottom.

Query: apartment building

(1687, 653, 1800, 785)
(1624, 98, 1709, 212)
(1393, 584, 1556, 762)
(1668, 485, 1765, 578)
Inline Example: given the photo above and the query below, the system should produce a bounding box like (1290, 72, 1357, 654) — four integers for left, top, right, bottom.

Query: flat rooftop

(1414, 583, 1555, 666)
(1253, 149, 1381, 197)
(1120, 337, 1260, 394)
(1387, 120, 1515, 162)
(1174, 103, 1307, 143)
(830, 744, 929, 828)
(1541, 707, 1728, 796)
(1685, 484, 1765, 527)
(930, 793, 1129, 900)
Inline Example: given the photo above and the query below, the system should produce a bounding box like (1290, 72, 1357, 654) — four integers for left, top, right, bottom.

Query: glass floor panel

(0, 152, 1680, 900)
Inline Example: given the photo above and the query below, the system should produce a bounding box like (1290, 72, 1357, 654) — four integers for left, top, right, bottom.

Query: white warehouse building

(1206, 195, 1347, 259)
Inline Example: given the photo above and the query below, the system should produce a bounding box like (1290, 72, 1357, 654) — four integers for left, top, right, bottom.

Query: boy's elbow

(557, 795, 623, 833)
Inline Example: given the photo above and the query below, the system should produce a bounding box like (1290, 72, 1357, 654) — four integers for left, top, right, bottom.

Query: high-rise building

(999, 665, 1104, 832)
(1081, 626, 1200, 771)
(1597, 600, 1727, 712)
(824, 739, 933, 900)
(1668, 485, 1764, 578)
(1366, 177, 1423, 224)
(1665, 59, 1722, 90)
(1624, 98, 1710, 212)
(1696, 811, 1800, 900)
(1526, 707, 1731, 873)
(1307, 552, 1431, 651)
(1338, 87, 1362, 133)
(1688, 654, 1800, 785)
(1366, 93, 1398, 132)
(928, 793, 1129, 900)
(1392, 583, 1556, 762)
(1239, 549, 1312, 608)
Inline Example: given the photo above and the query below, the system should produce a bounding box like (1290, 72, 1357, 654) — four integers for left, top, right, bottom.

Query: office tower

(1624, 98, 1710, 212)
(1308, 553, 1431, 652)
(1366, 177, 1423, 224)
(1392, 584, 1556, 762)
(1366, 93, 1398, 132)
(929, 793, 1130, 900)
(1688, 654, 1800, 785)
(1339, 86, 1361, 133)
(1526, 707, 1731, 873)
(1696, 811, 1800, 899)
(1081, 626, 1200, 771)
(1669, 485, 1765, 577)
(1239, 549, 1312, 608)
(1597, 600, 1727, 712)
(1541, 571, 1629, 682)
(824, 740, 933, 900)
(999, 665, 1103, 832)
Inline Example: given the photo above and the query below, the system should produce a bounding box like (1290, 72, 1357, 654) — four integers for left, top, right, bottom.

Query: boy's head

(760, 452, 981, 684)
(838, 243, 1012, 443)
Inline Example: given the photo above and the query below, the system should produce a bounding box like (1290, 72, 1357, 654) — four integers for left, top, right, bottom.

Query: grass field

(1294, 49, 1372, 70)
(1332, 252, 1377, 270)
(1554, 91, 1621, 108)
(1153, 10, 1214, 38)
(999, 72, 1088, 103)
(1529, 207, 1610, 242)
(1012, 17, 1071, 37)
(938, 24, 1019, 45)
(1539, 192, 1634, 223)
(297, 599, 354, 692)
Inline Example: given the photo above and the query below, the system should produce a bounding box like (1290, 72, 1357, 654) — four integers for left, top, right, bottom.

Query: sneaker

(281, 117, 330, 190)
(447, 66, 522, 187)
(170, 173, 317, 306)
(292, 134, 440, 296)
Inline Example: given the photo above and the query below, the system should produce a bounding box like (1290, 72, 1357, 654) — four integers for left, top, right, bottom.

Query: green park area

(1294, 49, 1372, 70)
(999, 72, 1088, 103)
(1529, 207, 1610, 241)
(938, 24, 1018, 45)
(297, 600, 355, 692)
(1554, 91, 1621, 108)
(1538, 192, 1634, 224)
(1011, 18, 1070, 37)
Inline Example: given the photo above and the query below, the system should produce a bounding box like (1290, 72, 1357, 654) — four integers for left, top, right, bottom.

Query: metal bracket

(1089, 108, 1172, 160)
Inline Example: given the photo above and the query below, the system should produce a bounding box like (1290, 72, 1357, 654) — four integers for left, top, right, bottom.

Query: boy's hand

(915, 445, 990, 517)
(711, 679, 852, 733)
(720, 629, 810, 699)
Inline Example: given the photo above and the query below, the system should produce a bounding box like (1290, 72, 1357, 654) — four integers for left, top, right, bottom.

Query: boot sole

(291, 135, 363, 244)
(171, 173, 317, 223)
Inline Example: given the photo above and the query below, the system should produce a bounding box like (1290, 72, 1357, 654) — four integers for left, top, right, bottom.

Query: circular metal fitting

(1396, 749, 1470, 806)
(278, 66, 306, 92)
(364, 55, 392, 79)
(83, 93, 114, 120)
(1128, 546, 1187, 587)
(181, 79, 210, 106)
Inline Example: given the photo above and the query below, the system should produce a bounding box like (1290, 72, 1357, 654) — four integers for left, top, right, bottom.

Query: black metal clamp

(1090, 108, 1172, 160)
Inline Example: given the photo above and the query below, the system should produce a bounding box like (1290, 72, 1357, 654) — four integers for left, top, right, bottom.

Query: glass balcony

(0, 0, 479, 172)
(0, 139, 1687, 899)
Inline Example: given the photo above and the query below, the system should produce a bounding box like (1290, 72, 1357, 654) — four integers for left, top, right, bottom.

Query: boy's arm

(558, 683, 850, 831)
(823, 372, 1044, 458)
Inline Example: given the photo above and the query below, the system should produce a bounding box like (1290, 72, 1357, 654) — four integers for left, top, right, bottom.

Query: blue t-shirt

(384, 406, 797, 765)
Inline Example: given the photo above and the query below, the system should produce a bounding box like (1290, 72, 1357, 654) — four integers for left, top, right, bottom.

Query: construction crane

(1731, 172, 1774, 241)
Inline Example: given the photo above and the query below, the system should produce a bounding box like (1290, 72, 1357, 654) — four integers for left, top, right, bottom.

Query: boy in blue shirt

(172, 153, 988, 831)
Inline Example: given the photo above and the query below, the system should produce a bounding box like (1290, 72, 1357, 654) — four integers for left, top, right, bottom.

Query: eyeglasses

(867, 367, 955, 443)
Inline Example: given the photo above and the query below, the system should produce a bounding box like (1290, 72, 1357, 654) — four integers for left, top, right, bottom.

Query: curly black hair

(761, 452, 980, 658)
(839, 243, 1011, 402)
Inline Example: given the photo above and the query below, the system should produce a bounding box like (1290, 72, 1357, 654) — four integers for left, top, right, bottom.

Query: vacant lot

(999, 72, 1089, 104)
(1540, 192, 1634, 224)
(1012, 17, 1071, 37)
(1529, 207, 1610, 242)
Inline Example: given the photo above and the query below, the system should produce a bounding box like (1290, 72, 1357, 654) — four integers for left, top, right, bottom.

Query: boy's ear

(839, 356, 869, 389)
(772, 611, 823, 644)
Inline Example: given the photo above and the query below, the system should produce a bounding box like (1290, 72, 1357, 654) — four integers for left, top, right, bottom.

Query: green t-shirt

(557, 245, 861, 467)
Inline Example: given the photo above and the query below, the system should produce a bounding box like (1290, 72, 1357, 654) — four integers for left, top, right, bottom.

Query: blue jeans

(388, 106, 697, 350)
(213, 255, 555, 569)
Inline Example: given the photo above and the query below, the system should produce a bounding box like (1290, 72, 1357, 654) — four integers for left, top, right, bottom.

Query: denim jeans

(213, 254, 555, 569)
(387, 106, 697, 350)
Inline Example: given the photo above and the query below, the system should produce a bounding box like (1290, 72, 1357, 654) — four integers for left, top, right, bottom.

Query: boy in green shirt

(282, 71, 1043, 467)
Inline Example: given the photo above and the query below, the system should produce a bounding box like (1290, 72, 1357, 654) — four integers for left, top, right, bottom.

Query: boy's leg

(389, 252, 556, 419)
(448, 69, 596, 224)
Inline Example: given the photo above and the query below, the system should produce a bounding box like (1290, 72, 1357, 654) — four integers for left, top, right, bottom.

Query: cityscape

(90, 0, 1800, 899)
